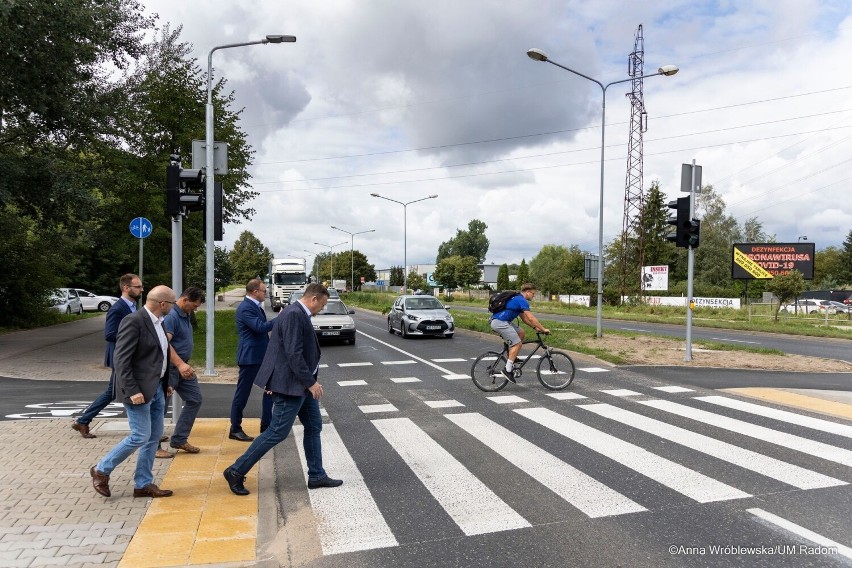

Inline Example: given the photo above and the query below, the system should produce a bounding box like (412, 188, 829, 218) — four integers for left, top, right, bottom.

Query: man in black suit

(90, 285, 177, 499)
(223, 283, 342, 495)
(72, 273, 142, 438)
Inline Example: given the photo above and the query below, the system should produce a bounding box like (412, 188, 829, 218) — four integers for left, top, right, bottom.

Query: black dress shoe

(229, 430, 254, 442)
(223, 468, 250, 495)
(308, 475, 343, 489)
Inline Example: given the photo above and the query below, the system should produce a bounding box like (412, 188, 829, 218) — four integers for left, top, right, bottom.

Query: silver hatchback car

(387, 295, 454, 339)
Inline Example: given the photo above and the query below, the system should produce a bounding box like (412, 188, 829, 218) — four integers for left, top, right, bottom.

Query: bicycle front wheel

(537, 351, 576, 390)
(471, 351, 510, 392)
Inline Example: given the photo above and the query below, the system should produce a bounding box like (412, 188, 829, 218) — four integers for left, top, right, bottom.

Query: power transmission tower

(618, 24, 647, 300)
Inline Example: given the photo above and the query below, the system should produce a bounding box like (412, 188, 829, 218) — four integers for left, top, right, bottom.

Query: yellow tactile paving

(118, 418, 261, 568)
(723, 388, 852, 420)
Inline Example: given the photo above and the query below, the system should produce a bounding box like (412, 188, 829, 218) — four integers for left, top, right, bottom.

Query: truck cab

(270, 257, 308, 311)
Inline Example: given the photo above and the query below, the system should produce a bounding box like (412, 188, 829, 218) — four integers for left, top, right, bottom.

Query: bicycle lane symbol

(5, 401, 126, 420)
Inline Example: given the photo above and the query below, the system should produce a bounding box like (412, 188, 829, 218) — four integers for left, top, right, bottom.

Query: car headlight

(312, 324, 320, 330)
(445, 315, 453, 322)
(342, 323, 355, 329)
(406, 314, 420, 321)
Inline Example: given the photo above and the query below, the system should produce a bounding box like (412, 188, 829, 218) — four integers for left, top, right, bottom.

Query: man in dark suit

(228, 278, 274, 441)
(72, 273, 142, 438)
(90, 285, 177, 499)
(223, 283, 342, 495)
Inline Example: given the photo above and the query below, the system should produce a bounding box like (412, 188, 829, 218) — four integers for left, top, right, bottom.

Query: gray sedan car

(312, 300, 356, 344)
(387, 295, 454, 339)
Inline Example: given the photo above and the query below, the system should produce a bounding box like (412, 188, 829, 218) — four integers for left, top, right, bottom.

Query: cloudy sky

(143, 0, 852, 271)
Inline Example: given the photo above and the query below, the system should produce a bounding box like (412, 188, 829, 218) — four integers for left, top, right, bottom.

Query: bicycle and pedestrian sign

(129, 217, 153, 239)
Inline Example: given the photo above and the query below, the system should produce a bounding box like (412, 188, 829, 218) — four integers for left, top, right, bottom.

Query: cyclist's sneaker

(501, 368, 516, 383)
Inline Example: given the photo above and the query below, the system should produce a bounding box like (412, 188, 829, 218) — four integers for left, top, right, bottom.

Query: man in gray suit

(223, 283, 342, 495)
(90, 285, 177, 499)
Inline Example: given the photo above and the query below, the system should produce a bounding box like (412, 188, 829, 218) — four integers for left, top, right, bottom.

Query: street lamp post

(314, 241, 347, 285)
(526, 48, 678, 338)
(370, 193, 438, 293)
(204, 34, 295, 376)
(303, 250, 318, 283)
(331, 226, 376, 291)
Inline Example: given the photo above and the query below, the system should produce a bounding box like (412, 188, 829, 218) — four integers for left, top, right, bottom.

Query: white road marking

(443, 374, 470, 380)
(581, 403, 845, 490)
(390, 377, 421, 383)
(446, 413, 645, 518)
(356, 331, 456, 374)
(546, 392, 587, 400)
(580, 367, 610, 373)
(382, 360, 417, 365)
(748, 508, 852, 559)
(711, 337, 759, 344)
(372, 417, 531, 536)
(294, 424, 398, 555)
(358, 404, 398, 414)
(601, 389, 642, 397)
(516, 407, 750, 503)
(337, 380, 367, 387)
(433, 358, 467, 362)
(640, 399, 852, 467)
(338, 362, 373, 367)
(487, 395, 528, 404)
(697, 395, 852, 438)
(653, 386, 694, 393)
(424, 400, 465, 408)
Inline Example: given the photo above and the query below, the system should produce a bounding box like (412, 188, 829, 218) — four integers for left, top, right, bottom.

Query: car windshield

(405, 298, 442, 310)
(318, 301, 348, 315)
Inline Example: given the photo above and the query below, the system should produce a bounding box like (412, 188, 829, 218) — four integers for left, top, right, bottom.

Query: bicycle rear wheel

(471, 351, 510, 392)
(537, 351, 575, 390)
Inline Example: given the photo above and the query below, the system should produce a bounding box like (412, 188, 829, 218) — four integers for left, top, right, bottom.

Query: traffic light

(164, 159, 206, 218)
(166, 164, 181, 217)
(686, 218, 700, 248)
(667, 196, 689, 248)
(203, 181, 224, 241)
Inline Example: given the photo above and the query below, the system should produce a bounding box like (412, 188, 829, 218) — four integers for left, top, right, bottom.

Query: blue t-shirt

(163, 306, 194, 361)
(492, 294, 530, 322)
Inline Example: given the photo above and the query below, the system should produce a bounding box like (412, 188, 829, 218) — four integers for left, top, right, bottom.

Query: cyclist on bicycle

(489, 283, 550, 383)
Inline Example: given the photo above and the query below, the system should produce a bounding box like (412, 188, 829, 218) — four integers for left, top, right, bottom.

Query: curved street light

(371, 193, 438, 293)
(203, 34, 296, 376)
(331, 226, 376, 291)
(526, 47, 678, 338)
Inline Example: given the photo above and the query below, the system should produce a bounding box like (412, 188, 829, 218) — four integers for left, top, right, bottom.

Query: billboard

(731, 243, 815, 280)
(641, 265, 669, 291)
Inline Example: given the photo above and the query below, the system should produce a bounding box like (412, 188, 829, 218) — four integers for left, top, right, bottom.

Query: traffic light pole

(170, 213, 183, 423)
(685, 159, 697, 362)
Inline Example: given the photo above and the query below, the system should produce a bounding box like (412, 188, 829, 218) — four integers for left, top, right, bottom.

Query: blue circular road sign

(129, 217, 153, 239)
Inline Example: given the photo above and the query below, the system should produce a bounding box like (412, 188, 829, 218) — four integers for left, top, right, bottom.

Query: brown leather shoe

(170, 442, 200, 454)
(133, 484, 173, 498)
(155, 449, 174, 459)
(72, 421, 96, 439)
(90, 466, 110, 497)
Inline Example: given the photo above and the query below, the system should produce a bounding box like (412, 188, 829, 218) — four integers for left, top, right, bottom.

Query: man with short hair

(72, 274, 143, 438)
(229, 278, 274, 441)
(489, 283, 550, 383)
(223, 283, 342, 495)
(163, 286, 205, 454)
(90, 285, 177, 499)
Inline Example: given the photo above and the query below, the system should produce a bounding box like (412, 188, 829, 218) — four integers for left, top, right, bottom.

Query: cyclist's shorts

(490, 318, 522, 346)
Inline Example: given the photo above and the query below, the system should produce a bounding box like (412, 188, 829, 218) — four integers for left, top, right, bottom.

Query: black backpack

(488, 290, 520, 314)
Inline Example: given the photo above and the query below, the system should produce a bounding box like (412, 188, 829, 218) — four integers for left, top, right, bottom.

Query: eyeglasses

(128, 285, 144, 289)
(159, 300, 176, 305)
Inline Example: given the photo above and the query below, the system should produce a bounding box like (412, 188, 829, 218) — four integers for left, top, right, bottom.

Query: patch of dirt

(196, 366, 239, 384)
(579, 334, 852, 372)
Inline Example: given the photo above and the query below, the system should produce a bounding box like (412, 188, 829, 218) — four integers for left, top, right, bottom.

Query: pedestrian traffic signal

(166, 164, 181, 217)
(667, 197, 690, 248)
(164, 159, 207, 218)
(686, 218, 700, 248)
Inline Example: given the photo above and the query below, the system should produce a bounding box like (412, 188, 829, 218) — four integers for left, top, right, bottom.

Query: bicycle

(470, 331, 576, 392)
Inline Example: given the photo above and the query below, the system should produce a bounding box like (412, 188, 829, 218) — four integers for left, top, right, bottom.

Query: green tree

(186, 245, 232, 292)
(433, 255, 480, 290)
(497, 264, 510, 291)
(516, 259, 529, 285)
(530, 245, 574, 297)
(839, 229, 852, 285)
(436, 219, 489, 263)
(814, 246, 846, 288)
(389, 266, 404, 287)
(347, 250, 377, 291)
(229, 231, 272, 283)
(766, 270, 805, 321)
(407, 270, 427, 292)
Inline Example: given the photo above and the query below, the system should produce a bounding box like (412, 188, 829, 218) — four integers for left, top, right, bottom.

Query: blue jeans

(170, 377, 202, 446)
(96, 387, 165, 489)
(230, 393, 326, 481)
(76, 370, 116, 425)
(231, 364, 273, 432)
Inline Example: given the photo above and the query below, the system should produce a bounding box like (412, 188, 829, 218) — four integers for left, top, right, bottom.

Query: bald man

(90, 285, 177, 499)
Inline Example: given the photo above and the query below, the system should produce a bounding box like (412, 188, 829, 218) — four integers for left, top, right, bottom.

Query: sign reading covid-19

(731, 242, 815, 280)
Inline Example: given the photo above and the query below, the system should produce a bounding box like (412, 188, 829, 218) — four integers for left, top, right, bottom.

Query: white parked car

(779, 299, 823, 314)
(312, 300, 356, 344)
(49, 288, 84, 315)
(72, 288, 119, 312)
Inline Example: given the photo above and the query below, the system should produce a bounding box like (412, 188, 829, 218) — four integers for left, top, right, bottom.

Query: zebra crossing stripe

(748, 508, 852, 560)
(515, 407, 750, 503)
(382, 360, 416, 365)
(338, 380, 367, 386)
(654, 386, 694, 393)
(339, 362, 373, 367)
(639, 399, 852, 468)
(580, 404, 845, 490)
(390, 377, 421, 383)
(433, 358, 466, 362)
(696, 395, 852, 438)
(372, 417, 531, 536)
(293, 424, 398, 555)
(446, 413, 646, 518)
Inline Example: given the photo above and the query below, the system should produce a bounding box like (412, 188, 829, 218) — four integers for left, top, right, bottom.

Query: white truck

(269, 257, 308, 312)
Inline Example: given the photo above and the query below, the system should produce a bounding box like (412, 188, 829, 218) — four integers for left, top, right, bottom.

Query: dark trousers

(76, 370, 116, 425)
(230, 364, 273, 432)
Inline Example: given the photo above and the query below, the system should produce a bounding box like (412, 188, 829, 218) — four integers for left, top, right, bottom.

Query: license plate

(322, 331, 340, 336)
(425, 325, 441, 330)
